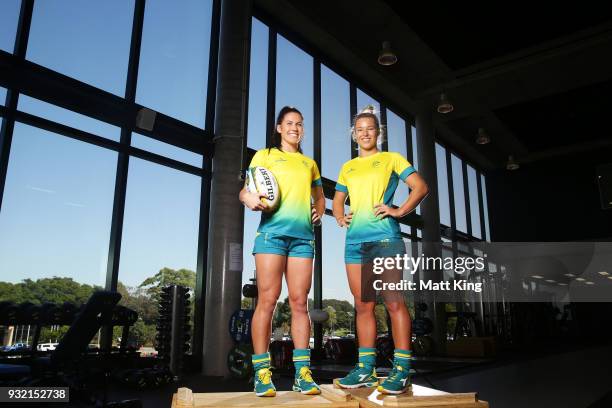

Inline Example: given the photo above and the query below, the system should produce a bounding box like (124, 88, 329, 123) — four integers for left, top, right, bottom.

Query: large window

(131, 133, 202, 167)
(467, 165, 481, 239)
(118, 158, 201, 350)
(27, 0, 134, 96)
(451, 153, 467, 232)
(411, 127, 421, 215)
(482, 174, 491, 240)
(321, 65, 350, 180)
(357, 89, 380, 115)
(0, 123, 116, 289)
(322, 214, 354, 337)
(0, 87, 7, 105)
(436, 143, 451, 226)
(247, 18, 269, 151)
(136, 0, 213, 128)
(0, 0, 21, 54)
(18, 95, 121, 141)
(276, 35, 313, 157)
(386, 109, 408, 206)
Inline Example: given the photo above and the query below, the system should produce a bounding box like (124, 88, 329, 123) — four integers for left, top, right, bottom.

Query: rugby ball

(245, 166, 280, 212)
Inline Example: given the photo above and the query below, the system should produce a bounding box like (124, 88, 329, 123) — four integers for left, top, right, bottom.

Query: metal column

(415, 104, 446, 354)
(201, 0, 252, 376)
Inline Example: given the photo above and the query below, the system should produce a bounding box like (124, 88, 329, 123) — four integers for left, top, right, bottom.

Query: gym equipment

(324, 338, 356, 363)
(155, 285, 191, 378)
(412, 335, 434, 356)
(269, 339, 294, 370)
(375, 335, 394, 367)
(229, 309, 254, 343)
(245, 166, 280, 212)
(310, 308, 329, 323)
(242, 283, 258, 299)
(0, 302, 18, 325)
(412, 317, 433, 337)
(227, 343, 254, 379)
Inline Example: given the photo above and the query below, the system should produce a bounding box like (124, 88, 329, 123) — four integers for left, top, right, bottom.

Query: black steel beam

(0, 51, 212, 153)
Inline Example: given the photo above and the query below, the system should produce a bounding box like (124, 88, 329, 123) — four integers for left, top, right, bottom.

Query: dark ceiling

(384, 3, 612, 70)
(260, 0, 612, 169)
(493, 79, 612, 152)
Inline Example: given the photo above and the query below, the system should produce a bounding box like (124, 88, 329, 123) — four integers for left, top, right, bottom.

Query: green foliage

(1, 268, 195, 349)
(0, 277, 101, 305)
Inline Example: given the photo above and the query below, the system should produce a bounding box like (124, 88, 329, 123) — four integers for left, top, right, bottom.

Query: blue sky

(0, 3, 487, 302)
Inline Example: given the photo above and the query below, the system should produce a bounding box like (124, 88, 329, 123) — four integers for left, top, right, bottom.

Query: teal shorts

(253, 232, 315, 258)
(345, 238, 406, 264)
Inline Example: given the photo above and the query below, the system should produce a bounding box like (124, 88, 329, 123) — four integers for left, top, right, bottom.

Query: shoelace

(299, 366, 314, 383)
(387, 365, 403, 383)
(348, 362, 365, 375)
(258, 368, 272, 385)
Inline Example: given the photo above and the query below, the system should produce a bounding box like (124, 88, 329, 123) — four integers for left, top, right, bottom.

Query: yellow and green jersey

(249, 148, 322, 240)
(335, 152, 415, 244)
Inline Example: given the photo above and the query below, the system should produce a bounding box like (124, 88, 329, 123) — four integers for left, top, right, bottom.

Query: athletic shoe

(254, 367, 276, 397)
(337, 362, 378, 389)
(292, 366, 321, 395)
(377, 365, 411, 395)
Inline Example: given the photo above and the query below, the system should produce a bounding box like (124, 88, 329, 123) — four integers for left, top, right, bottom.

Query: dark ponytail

(269, 106, 303, 153)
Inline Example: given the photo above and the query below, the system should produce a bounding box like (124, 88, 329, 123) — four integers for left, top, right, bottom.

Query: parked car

(8, 343, 29, 352)
(36, 342, 58, 351)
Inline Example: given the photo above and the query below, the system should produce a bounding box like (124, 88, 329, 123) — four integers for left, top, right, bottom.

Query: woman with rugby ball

(239, 106, 325, 397)
(332, 106, 429, 394)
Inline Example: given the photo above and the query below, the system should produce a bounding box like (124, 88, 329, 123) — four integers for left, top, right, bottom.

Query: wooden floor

(172, 382, 489, 408)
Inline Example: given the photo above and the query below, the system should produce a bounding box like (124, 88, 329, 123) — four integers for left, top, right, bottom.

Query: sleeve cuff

(335, 183, 348, 193)
(399, 166, 416, 181)
(312, 178, 322, 187)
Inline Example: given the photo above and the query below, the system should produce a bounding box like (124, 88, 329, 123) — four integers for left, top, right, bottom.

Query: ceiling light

(531, 275, 543, 279)
(378, 41, 397, 66)
(586, 281, 595, 285)
(436, 93, 454, 114)
(558, 283, 568, 286)
(476, 128, 490, 145)
(576, 278, 586, 282)
(506, 155, 520, 171)
(598, 271, 609, 276)
(608, 276, 612, 280)
(564, 273, 576, 277)
(545, 279, 556, 283)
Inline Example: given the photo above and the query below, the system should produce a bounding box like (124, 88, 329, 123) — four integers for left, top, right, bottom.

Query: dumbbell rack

(156, 285, 191, 380)
(0, 301, 79, 358)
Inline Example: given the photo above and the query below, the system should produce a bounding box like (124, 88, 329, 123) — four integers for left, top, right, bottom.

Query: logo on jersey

(372, 161, 381, 168)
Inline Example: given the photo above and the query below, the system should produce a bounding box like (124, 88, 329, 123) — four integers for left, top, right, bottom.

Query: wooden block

(334, 383, 484, 408)
(171, 388, 359, 408)
(173, 387, 194, 408)
(320, 383, 351, 401)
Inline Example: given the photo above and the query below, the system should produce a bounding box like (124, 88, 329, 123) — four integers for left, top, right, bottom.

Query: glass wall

(247, 18, 269, 151)
(321, 65, 350, 180)
(436, 143, 451, 227)
(0, 0, 21, 53)
(27, 0, 134, 96)
(276, 35, 314, 157)
(136, 0, 213, 128)
(118, 158, 200, 350)
(0, 1, 216, 354)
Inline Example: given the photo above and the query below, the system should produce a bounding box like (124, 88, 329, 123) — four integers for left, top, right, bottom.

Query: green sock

(393, 348, 412, 369)
(252, 352, 271, 371)
(358, 347, 376, 368)
(293, 348, 310, 372)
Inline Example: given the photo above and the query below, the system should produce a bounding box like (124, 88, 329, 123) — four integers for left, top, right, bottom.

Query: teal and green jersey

(335, 152, 415, 244)
(249, 148, 322, 240)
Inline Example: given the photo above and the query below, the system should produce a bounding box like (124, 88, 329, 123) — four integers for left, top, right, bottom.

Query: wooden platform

(171, 383, 489, 408)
